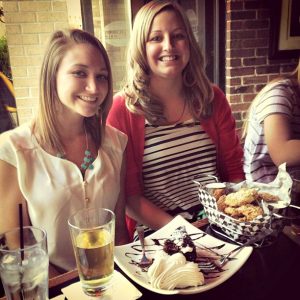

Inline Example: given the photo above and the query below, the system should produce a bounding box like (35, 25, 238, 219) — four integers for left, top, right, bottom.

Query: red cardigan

(107, 85, 245, 239)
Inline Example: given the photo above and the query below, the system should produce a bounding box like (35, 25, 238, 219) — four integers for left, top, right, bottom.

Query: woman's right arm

(0, 160, 30, 233)
(264, 114, 300, 167)
(126, 195, 173, 230)
(108, 95, 173, 230)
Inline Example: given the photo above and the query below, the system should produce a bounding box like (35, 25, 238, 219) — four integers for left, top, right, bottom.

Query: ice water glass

(68, 207, 115, 297)
(0, 226, 49, 300)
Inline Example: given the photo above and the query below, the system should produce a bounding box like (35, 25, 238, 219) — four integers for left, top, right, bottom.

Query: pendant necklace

(80, 124, 95, 171)
(57, 123, 95, 172)
(169, 100, 186, 124)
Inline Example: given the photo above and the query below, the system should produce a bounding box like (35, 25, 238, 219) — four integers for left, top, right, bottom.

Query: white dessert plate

(114, 215, 253, 295)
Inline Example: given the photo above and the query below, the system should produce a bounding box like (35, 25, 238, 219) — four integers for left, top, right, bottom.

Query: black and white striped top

(244, 79, 300, 182)
(142, 120, 218, 222)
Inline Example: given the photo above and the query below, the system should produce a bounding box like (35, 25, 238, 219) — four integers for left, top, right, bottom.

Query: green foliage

(0, 36, 12, 80)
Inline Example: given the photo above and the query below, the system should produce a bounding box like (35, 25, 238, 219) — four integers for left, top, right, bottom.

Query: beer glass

(68, 207, 115, 297)
(0, 226, 49, 300)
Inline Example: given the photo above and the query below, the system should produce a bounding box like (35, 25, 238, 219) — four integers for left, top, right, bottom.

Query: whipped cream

(148, 251, 204, 290)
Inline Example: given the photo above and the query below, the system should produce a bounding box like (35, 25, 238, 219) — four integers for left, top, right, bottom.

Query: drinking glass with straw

(0, 204, 49, 300)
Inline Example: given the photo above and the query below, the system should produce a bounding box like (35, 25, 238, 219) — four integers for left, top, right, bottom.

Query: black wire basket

(196, 183, 299, 247)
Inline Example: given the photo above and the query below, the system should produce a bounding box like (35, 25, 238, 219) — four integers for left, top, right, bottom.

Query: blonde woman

(107, 0, 244, 239)
(243, 59, 300, 183)
(0, 29, 129, 275)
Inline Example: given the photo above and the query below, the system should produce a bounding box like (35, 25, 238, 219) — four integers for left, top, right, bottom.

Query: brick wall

(226, 0, 298, 129)
(2, 0, 69, 124)
(2, 0, 129, 124)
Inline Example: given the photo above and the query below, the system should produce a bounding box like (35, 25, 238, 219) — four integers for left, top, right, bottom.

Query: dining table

(0, 225, 299, 300)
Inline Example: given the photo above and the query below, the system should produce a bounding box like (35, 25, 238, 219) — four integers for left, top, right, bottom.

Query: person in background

(0, 29, 129, 276)
(243, 59, 300, 183)
(107, 0, 244, 240)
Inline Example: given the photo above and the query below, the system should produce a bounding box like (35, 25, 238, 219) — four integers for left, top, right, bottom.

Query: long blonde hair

(34, 29, 113, 153)
(242, 59, 300, 139)
(124, 0, 214, 124)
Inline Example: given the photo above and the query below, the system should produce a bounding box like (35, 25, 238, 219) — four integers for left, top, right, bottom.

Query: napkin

(61, 270, 142, 300)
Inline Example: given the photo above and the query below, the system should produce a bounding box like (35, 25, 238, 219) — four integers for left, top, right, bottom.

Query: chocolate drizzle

(124, 227, 230, 280)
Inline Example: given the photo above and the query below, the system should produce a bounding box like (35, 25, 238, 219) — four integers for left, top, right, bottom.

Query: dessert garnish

(163, 226, 197, 262)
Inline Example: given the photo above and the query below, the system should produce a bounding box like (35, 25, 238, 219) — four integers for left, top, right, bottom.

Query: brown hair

(124, 0, 214, 124)
(34, 28, 113, 153)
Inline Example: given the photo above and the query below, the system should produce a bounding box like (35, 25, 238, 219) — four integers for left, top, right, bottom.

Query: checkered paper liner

(198, 189, 283, 243)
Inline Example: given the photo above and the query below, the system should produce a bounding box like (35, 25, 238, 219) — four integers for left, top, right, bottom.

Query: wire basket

(197, 188, 286, 246)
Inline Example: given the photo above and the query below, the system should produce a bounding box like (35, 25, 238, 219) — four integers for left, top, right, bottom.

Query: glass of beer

(68, 207, 115, 297)
(0, 226, 49, 300)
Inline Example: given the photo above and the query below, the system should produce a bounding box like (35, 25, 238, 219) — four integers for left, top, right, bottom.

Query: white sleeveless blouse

(0, 123, 127, 270)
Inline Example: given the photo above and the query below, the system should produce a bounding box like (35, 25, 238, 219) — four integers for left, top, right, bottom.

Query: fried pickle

(258, 192, 279, 202)
(225, 204, 263, 221)
(224, 188, 258, 207)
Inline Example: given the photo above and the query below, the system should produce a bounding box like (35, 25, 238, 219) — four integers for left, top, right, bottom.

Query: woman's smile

(159, 55, 179, 62)
(77, 95, 98, 103)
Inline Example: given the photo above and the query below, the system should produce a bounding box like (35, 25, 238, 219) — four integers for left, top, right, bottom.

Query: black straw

(18, 203, 24, 260)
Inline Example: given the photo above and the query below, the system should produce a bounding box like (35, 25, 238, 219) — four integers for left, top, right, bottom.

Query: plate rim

(114, 216, 253, 295)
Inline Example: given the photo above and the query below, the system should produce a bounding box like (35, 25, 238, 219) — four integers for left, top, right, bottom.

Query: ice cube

(1, 253, 21, 268)
(24, 248, 46, 265)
